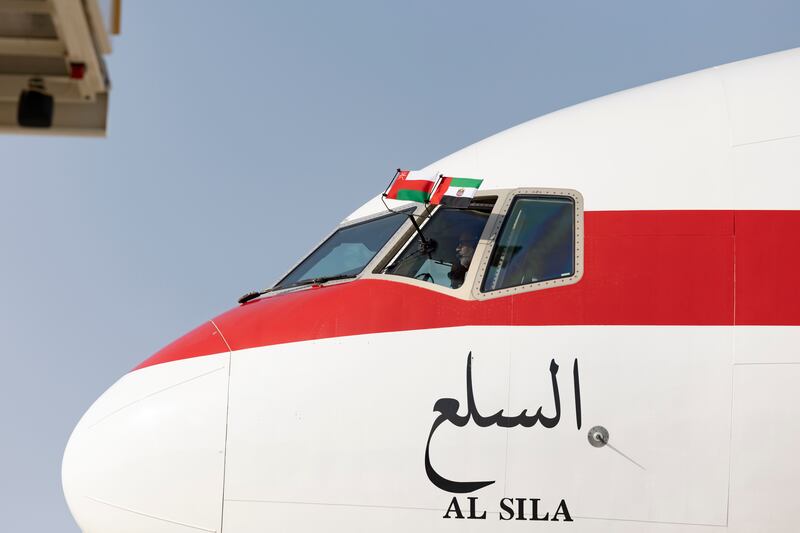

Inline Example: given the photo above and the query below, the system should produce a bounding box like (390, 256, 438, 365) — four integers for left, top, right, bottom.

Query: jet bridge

(0, 0, 118, 135)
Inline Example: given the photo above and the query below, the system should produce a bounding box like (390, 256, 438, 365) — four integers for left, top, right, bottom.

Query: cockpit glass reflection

(274, 210, 410, 290)
(482, 196, 575, 291)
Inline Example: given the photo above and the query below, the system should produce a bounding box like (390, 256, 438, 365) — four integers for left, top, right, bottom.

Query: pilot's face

(456, 238, 476, 268)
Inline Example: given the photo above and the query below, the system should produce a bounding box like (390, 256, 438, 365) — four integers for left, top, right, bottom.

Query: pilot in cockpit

(448, 231, 478, 289)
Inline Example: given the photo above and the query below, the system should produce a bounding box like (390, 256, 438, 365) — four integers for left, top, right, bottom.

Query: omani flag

(429, 176, 484, 208)
(384, 169, 436, 204)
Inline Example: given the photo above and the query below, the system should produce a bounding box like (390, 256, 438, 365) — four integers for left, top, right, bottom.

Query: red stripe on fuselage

(134, 210, 800, 370)
(735, 211, 800, 324)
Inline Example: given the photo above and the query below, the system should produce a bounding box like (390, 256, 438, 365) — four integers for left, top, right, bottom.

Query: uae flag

(384, 169, 436, 203)
(429, 176, 484, 208)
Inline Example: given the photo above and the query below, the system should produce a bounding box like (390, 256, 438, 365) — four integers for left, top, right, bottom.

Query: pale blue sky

(1, 1, 799, 531)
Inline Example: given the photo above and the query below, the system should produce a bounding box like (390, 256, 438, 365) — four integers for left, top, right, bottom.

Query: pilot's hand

(448, 262, 467, 289)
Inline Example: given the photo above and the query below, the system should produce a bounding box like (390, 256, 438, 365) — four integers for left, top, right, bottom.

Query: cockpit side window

(273, 210, 410, 290)
(383, 201, 495, 289)
(481, 196, 576, 292)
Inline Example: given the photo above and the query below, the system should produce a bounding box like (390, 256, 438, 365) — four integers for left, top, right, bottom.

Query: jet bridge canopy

(0, 0, 118, 136)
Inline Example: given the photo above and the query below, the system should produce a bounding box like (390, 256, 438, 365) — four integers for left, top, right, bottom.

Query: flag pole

(424, 174, 443, 217)
(381, 168, 433, 250)
(380, 168, 404, 215)
(382, 168, 401, 197)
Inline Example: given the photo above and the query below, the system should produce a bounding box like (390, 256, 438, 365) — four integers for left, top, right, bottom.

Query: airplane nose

(62, 351, 230, 533)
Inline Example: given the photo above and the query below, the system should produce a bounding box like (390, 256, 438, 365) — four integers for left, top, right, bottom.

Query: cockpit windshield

(384, 200, 494, 289)
(273, 210, 410, 290)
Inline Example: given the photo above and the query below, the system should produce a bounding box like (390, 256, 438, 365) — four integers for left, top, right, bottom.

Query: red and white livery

(63, 48, 800, 533)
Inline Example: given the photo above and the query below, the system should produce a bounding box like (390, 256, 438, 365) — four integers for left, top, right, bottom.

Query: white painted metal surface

(222, 327, 733, 529)
(62, 47, 800, 533)
(347, 47, 800, 221)
(63, 353, 230, 533)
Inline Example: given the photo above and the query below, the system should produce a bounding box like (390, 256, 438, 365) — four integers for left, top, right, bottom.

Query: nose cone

(63, 351, 230, 533)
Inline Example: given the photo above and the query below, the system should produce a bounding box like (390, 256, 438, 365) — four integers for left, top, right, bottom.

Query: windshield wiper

(238, 274, 357, 304)
(284, 273, 357, 289)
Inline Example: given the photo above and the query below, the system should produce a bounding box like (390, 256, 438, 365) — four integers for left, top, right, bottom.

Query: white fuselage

(63, 47, 800, 533)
